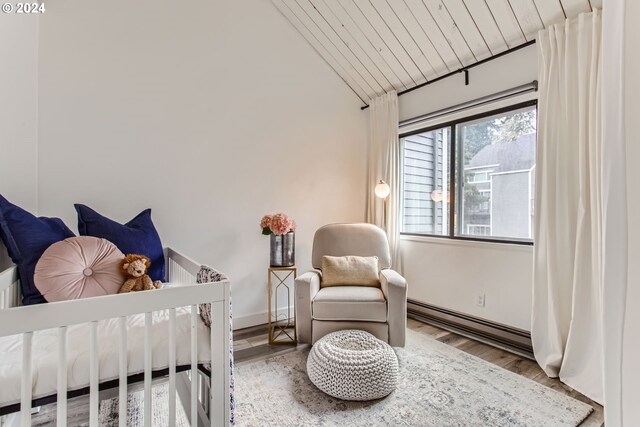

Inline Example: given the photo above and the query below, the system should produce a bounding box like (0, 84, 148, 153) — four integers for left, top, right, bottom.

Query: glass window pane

(455, 105, 537, 241)
(401, 127, 451, 236)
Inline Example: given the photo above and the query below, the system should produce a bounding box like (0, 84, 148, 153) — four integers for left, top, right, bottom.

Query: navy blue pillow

(75, 204, 165, 282)
(0, 195, 75, 305)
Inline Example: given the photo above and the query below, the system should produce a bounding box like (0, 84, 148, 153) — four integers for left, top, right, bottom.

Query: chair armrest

(380, 269, 408, 347)
(295, 270, 321, 344)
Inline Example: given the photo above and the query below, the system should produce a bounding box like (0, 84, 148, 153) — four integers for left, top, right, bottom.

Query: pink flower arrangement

(260, 213, 296, 235)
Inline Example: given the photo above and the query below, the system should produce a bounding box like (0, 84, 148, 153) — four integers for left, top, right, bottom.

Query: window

(400, 102, 537, 243)
(468, 171, 490, 183)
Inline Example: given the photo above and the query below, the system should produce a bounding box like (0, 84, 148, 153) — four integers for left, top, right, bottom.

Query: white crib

(0, 247, 231, 427)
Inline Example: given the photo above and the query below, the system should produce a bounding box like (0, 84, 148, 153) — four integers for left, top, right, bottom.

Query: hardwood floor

(24, 318, 604, 426)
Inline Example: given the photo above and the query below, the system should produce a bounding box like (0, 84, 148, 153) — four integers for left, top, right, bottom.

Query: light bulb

(375, 180, 390, 199)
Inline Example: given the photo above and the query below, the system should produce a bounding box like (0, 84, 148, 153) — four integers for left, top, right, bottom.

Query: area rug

(98, 383, 189, 426)
(234, 329, 593, 426)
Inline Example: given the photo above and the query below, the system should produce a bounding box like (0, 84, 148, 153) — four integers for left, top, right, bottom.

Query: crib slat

(144, 312, 152, 427)
(169, 308, 177, 427)
(21, 332, 33, 427)
(210, 299, 230, 427)
(89, 321, 99, 427)
(57, 327, 68, 427)
(119, 316, 128, 427)
(191, 305, 198, 426)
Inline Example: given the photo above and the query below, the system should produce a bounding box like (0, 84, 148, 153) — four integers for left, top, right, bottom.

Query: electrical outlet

(476, 293, 486, 307)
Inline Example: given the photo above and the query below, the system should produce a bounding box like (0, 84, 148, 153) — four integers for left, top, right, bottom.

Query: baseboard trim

(233, 306, 294, 331)
(407, 299, 534, 359)
(233, 312, 267, 331)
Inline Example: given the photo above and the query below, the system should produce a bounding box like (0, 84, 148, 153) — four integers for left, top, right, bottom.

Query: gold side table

(268, 266, 297, 345)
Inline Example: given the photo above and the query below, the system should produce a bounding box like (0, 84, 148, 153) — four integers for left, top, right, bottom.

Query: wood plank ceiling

(272, 0, 602, 104)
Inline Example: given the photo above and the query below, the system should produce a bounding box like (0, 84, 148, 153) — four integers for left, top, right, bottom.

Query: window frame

(399, 100, 537, 246)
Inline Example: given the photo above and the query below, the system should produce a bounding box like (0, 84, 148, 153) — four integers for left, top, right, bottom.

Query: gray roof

(467, 133, 536, 172)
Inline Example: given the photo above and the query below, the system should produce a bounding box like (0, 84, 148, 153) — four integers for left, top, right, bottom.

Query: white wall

(398, 44, 537, 331)
(0, 14, 39, 269)
(36, 0, 368, 328)
(399, 45, 538, 122)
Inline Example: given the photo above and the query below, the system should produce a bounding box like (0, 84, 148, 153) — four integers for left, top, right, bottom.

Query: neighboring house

(401, 129, 448, 235)
(401, 131, 535, 239)
(464, 133, 536, 240)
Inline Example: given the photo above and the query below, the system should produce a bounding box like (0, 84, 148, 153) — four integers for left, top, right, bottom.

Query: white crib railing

(0, 247, 230, 427)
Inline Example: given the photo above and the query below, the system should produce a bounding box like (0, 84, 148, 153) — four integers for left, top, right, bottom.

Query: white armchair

(295, 223, 407, 347)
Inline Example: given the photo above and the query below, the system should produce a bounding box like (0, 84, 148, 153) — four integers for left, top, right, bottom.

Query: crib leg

(176, 372, 209, 427)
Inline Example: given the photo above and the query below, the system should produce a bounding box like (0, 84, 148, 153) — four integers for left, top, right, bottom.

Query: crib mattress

(0, 307, 211, 408)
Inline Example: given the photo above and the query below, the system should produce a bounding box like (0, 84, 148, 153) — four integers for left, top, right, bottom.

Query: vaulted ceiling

(272, 0, 602, 103)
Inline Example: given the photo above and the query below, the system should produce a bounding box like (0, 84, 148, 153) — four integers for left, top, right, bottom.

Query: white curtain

(532, 10, 603, 403)
(367, 91, 400, 266)
(602, 0, 637, 425)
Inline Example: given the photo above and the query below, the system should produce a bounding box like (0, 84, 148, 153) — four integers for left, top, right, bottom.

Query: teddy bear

(118, 254, 162, 293)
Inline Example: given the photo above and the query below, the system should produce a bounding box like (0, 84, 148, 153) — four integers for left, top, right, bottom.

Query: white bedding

(0, 307, 211, 408)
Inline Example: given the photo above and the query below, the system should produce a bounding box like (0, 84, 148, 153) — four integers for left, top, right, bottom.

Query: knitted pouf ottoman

(306, 329, 399, 401)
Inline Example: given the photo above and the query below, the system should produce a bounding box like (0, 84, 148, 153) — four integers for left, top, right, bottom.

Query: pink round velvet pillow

(34, 236, 125, 302)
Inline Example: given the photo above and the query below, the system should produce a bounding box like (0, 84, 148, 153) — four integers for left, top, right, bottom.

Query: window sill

(399, 234, 534, 251)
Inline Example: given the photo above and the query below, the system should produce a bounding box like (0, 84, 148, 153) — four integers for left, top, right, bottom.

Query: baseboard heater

(407, 299, 534, 358)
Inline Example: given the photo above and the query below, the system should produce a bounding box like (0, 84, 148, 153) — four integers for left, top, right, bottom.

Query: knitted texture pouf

(307, 330, 399, 401)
